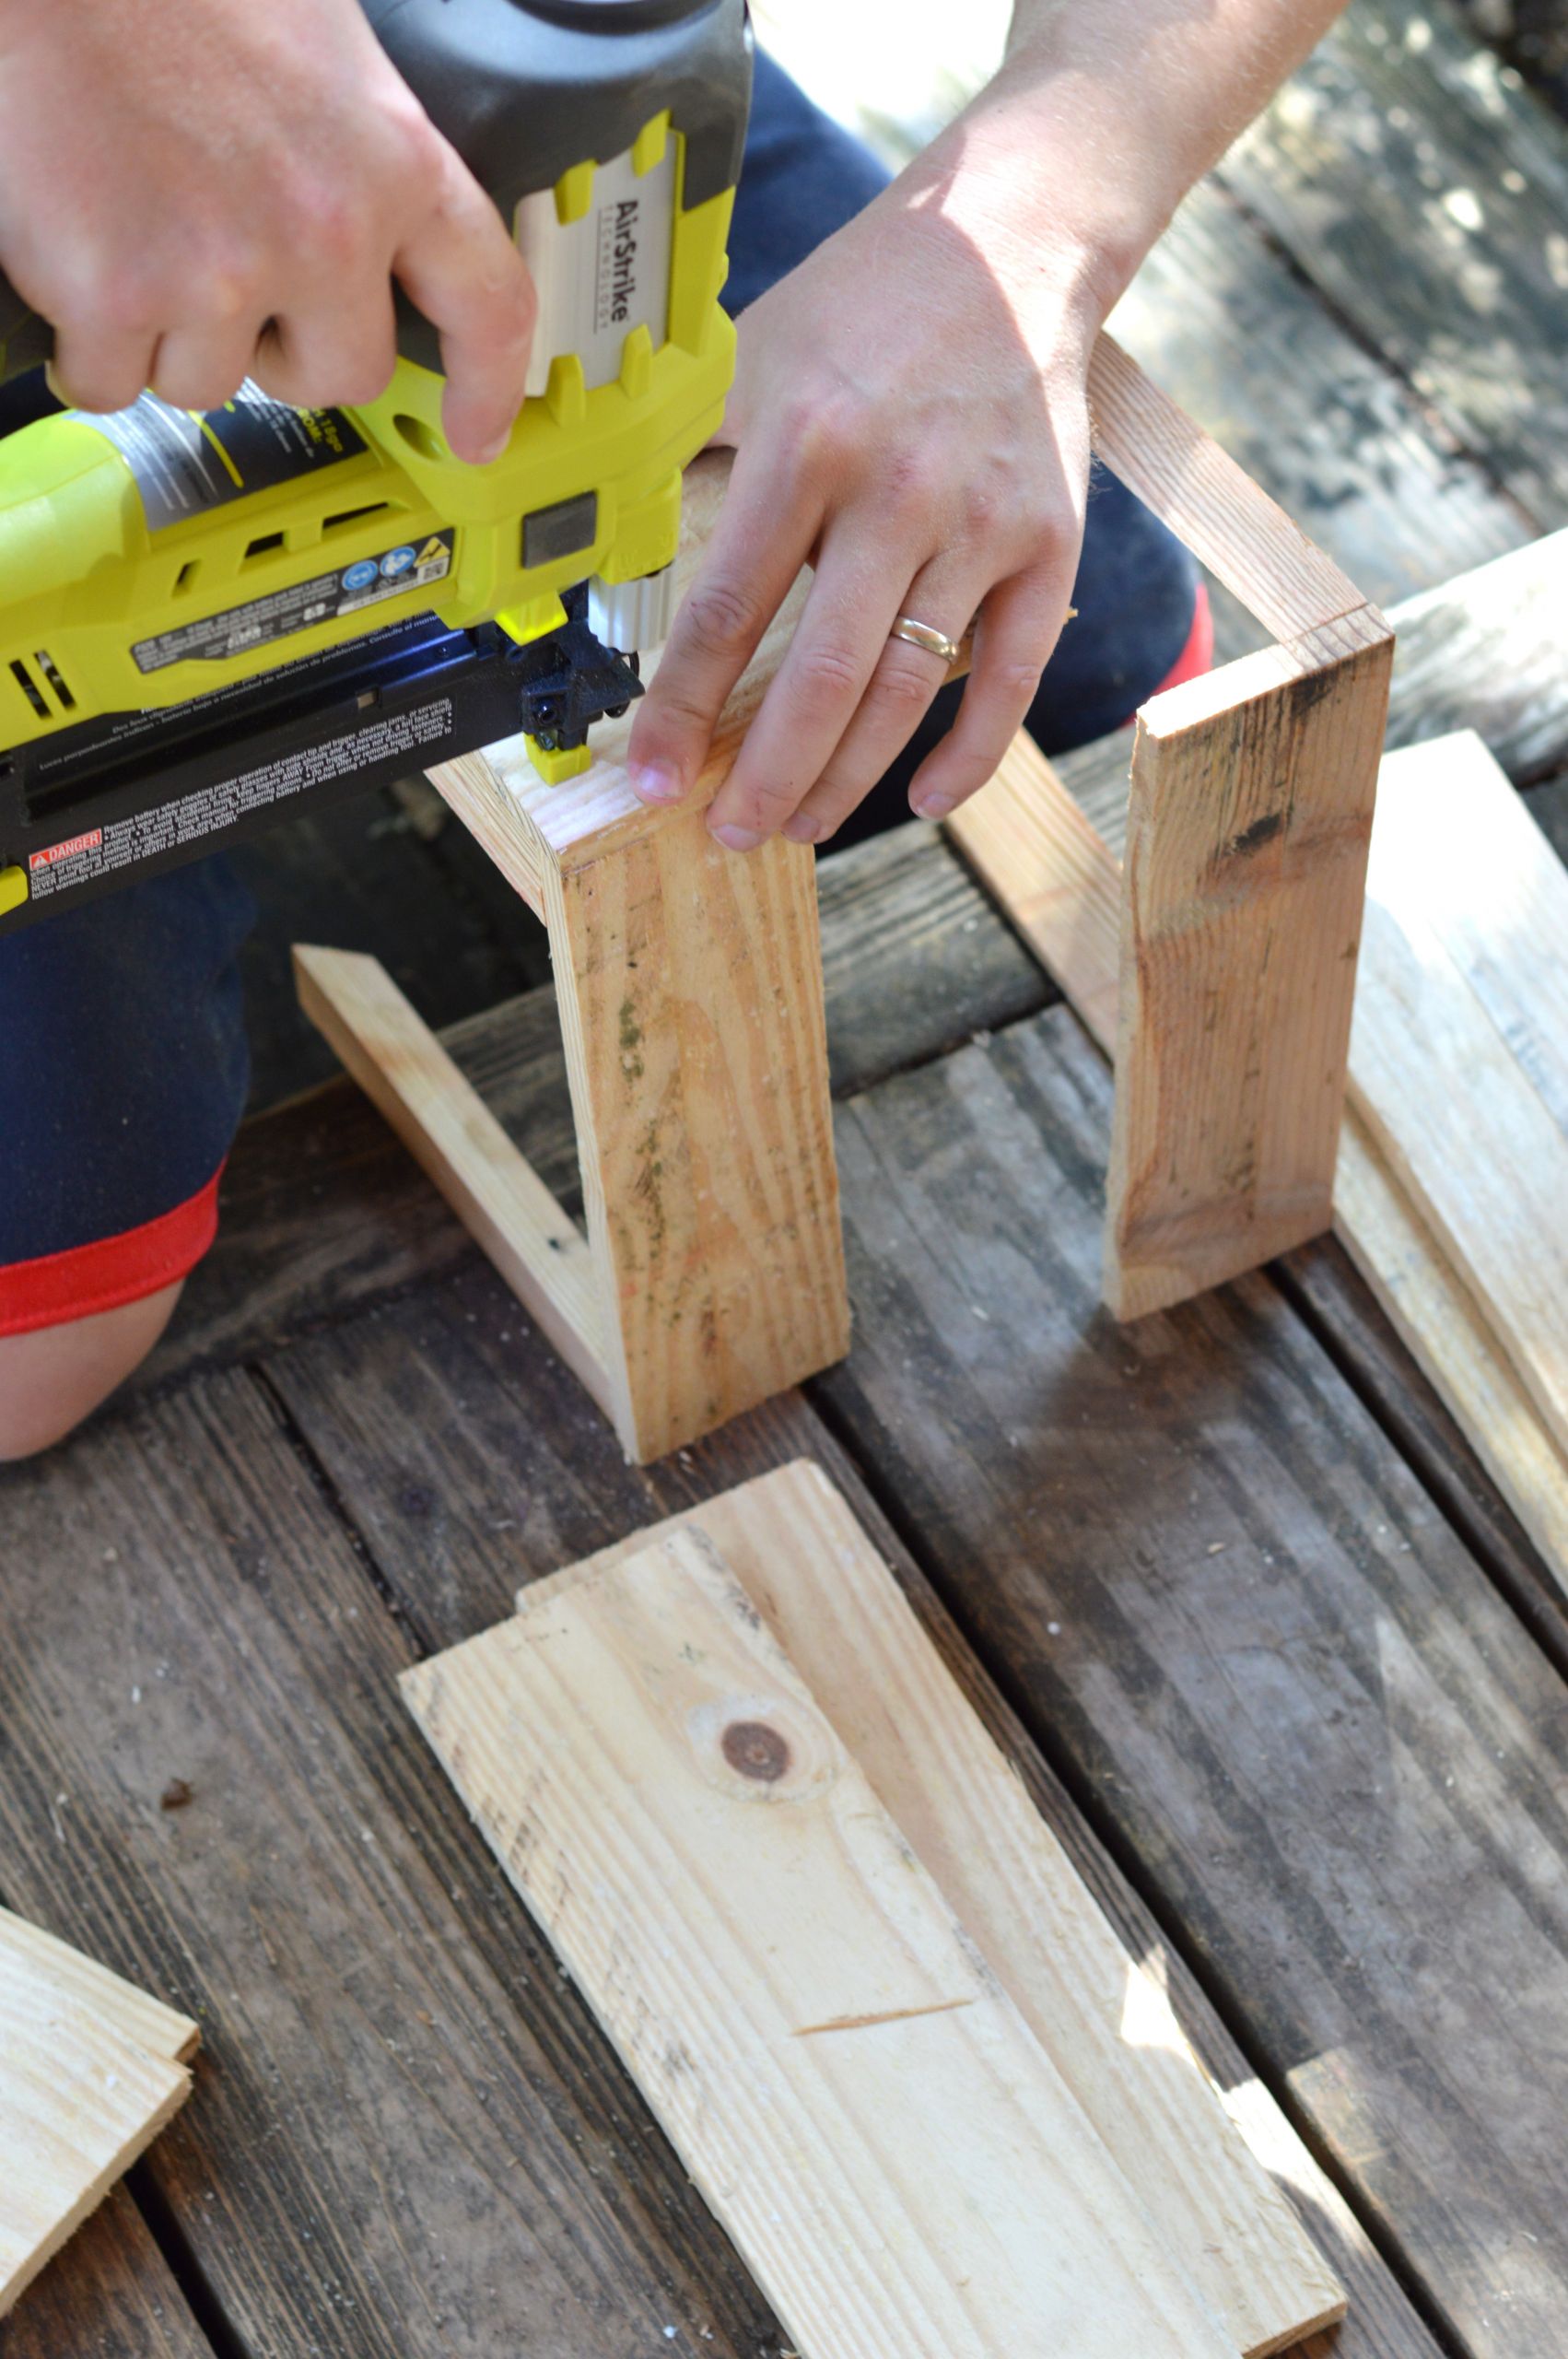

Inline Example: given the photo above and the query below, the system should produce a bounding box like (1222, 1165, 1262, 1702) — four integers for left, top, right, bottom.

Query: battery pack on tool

(0, 0, 751, 935)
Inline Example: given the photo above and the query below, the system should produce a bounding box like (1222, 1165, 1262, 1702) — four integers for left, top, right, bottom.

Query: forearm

(898, 0, 1349, 338)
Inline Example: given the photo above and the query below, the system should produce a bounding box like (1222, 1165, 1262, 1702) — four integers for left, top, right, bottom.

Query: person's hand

(626, 143, 1101, 850)
(0, 0, 535, 461)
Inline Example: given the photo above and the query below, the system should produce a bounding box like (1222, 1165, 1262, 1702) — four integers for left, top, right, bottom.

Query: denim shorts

(0, 52, 1203, 1333)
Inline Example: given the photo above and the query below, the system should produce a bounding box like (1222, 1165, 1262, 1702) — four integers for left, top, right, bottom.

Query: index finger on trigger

(626, 464, 823, 809)
(394, 147, 537, 465)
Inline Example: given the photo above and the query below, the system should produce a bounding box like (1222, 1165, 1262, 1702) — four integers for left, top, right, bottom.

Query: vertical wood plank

(404, 1527, 1236, 2359)
(1105, 607, 1393, 1318)
(544, 809, 849, 1461)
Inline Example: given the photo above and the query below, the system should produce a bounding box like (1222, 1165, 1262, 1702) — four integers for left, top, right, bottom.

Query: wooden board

(1351, 752, 1568, 1466)
(0, 1909, 197, 2317)
(135, 820, 1046, 1396)
(1105, 610, 1392, 1316)
(1085, 336, 1366, 641)
(1340, 731, 1568, 1588)
(263, 1266, 1441, 2359)
(404, 1525, 1236, 2359)
(542, 804, 848, 1461)
(544, 1460, 1344, 2357)
(950, 719, 1568, 1597)
(1333, 1103, 1568, 1596)
(817, 1004, 1568, 2357)
(292, 942, 613, 1417)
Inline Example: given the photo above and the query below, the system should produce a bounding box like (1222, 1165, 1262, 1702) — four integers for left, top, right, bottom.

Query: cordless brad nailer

(0, 0, 751, 935)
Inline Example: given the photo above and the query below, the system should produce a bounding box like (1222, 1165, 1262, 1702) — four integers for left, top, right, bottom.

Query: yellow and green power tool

(0, 0, 751, 934)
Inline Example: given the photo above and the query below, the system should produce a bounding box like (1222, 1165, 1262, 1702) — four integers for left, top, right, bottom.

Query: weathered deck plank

(1220, 0, 1568, 528)
(812, 1007, 1568, 2359)
(0, 1373, 788, 2359)
(1110, 177, 1530, 628)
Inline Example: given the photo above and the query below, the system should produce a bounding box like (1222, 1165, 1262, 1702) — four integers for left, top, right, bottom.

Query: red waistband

(0, 1163, 224, 1337)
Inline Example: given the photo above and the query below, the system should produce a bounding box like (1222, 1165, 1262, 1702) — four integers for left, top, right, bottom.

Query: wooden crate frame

(301, 334, 1391, 1464)
(951, 335, 1394, 1317)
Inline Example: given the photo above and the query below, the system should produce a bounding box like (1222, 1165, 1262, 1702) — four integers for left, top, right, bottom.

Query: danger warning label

(24, 701, 455, 902)
(29, 829, 102, 871)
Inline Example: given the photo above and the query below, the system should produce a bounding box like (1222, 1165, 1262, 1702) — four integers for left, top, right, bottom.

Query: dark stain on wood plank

(807, 1006, 1568, 2359)
(260, 1256, 1445, 2359)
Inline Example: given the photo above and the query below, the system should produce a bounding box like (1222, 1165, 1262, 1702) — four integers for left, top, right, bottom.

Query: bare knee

(0, 1283, 184, 1461)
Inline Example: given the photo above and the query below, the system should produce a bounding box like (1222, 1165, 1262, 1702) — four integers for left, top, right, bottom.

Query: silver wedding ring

(889, 614, 963, 666)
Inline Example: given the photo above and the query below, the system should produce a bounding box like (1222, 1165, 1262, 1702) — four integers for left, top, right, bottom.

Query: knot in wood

(720, 1719, 790, 1783)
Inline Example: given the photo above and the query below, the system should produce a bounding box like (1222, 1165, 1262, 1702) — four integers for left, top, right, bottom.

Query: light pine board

(1342, 732, 1568, 1588)
(0, 1908, 197, 2317)
(404, 1526, 1238, 2359)
(548, 1459, 1344, 2358)
(1351, 747, 1568, 1464)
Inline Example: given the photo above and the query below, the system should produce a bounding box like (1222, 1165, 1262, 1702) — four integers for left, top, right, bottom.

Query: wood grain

(1086, 334, 1368, 640)
(405, 1526, 1236, 2359)
(1105, 609, 1393, 1317)
(1350, 793, 1568, 1467)
(134, 820, 1043, 1395)
(951, 721, 1568, 1601)
(948, 733, 1120, 1056)
(293, 943, 612, 1416)
(1333, 1103, 1568, 1596)
(544, 804, 848, 1461)
(544, 1459, 1344, 2358)
(0, 1910, 197, 2317)
(1340, 731, 1568, 1586)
